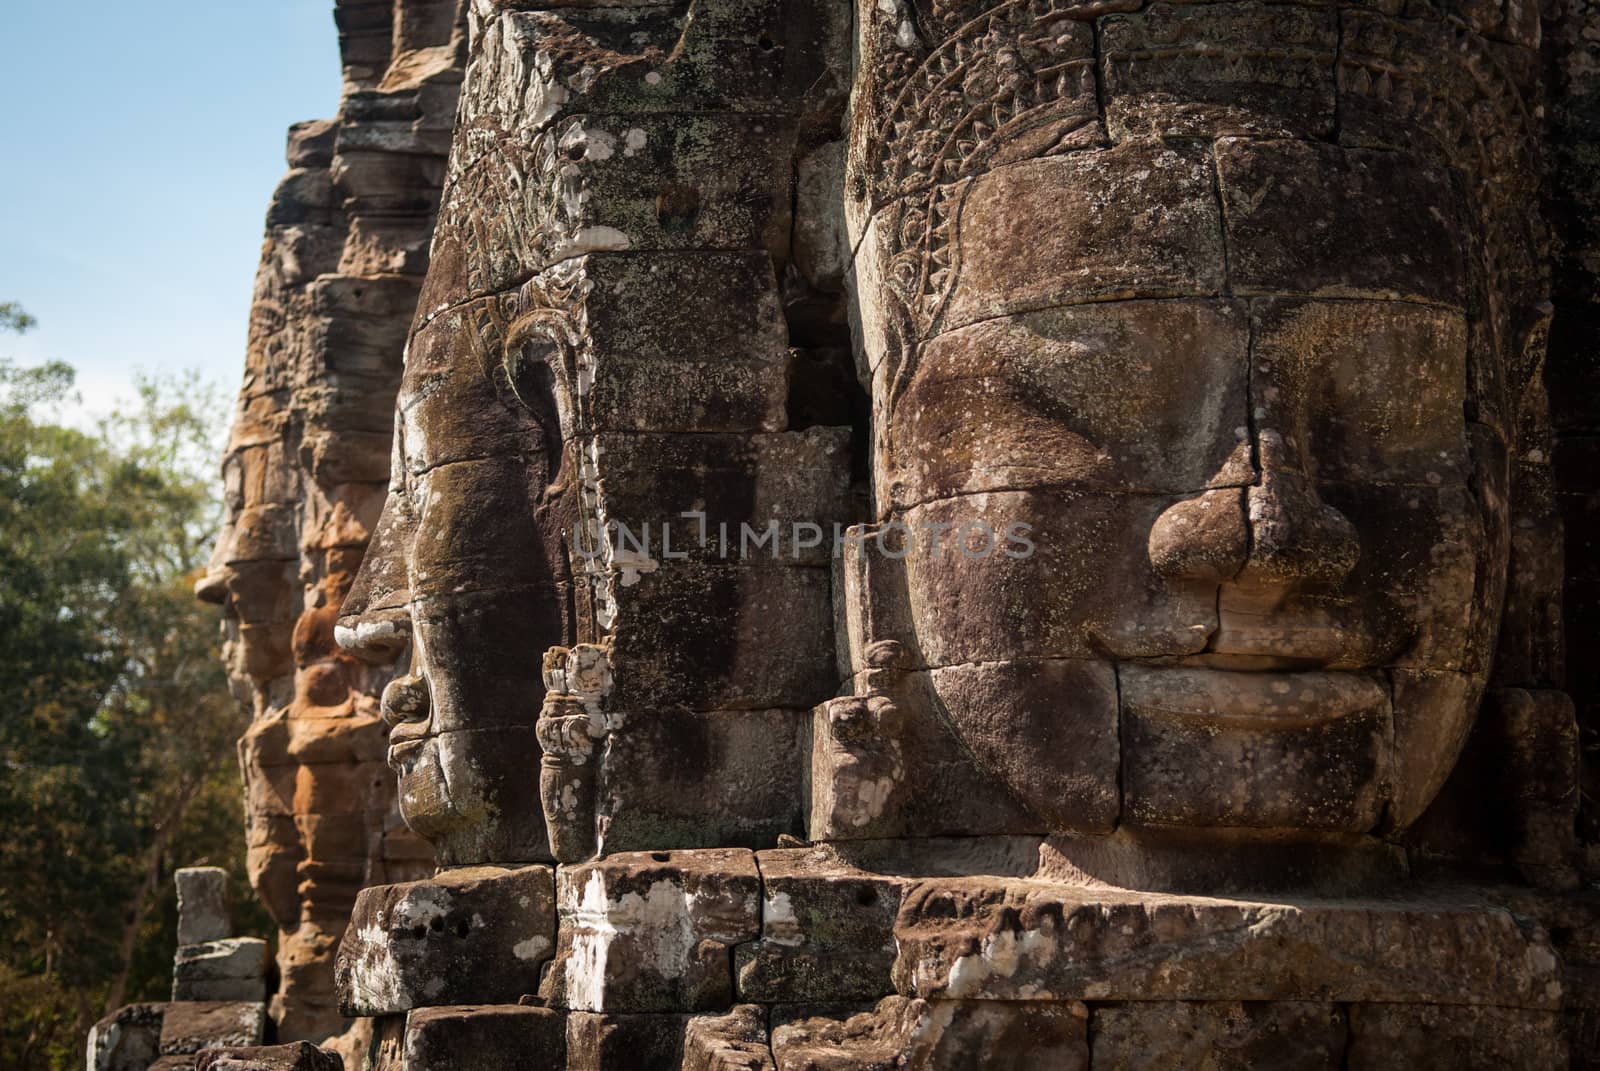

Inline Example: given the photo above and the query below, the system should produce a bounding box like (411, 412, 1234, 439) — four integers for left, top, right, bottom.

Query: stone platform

(330, 845, 1595, 1069)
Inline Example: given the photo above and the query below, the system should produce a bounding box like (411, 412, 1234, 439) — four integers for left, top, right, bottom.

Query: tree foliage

(0, 308, 264, 1069)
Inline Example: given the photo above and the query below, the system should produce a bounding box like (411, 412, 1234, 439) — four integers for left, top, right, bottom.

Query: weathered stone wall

(196, 0, 469, 1043)
(1546, 0, 1600, 877)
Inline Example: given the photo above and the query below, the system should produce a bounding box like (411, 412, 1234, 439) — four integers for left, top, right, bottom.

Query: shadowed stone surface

(1089, 1002, 1347, 1070)
(195, 1043, 344, 1071)
(158, 1003, 268, 1056)
(177, 868, 234, 947)
(402, 1005, 565, 1070)
(89, 1004, 166, 1071)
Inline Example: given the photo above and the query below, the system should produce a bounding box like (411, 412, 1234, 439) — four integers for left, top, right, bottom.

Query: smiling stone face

(838, 0, 1544, 846)
(335, 0, 854, 867)
(888, 145, 1498, 835)
(336, 253, 585, 864)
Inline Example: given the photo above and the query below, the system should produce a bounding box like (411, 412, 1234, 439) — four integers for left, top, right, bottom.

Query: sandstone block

(1247, 299, 1471, 490)
(794, 141, 848, 293)
(928, 659, 1120, 834)
(736, 849, 908, 1003)
(607, 560, 835, 712)
(1216, 139, 1466, 305)
(1037, 829, 1407, 898)
(365, 1016, 408, 1071)
(737, 841, 1041, 1005)
(1336, 11, 1489, 152)
(172, 940, 271, 1003)
(176, 867, 233, 946)
(89, 1003, 165, 1071)
(933, 140, 1225, 334)
(596, 708, 806, 853)
(390, 726, 553, 867)
(402, 1005, 565, 1071)
(543, 849, 762, 1012)
(565, 1012, 688, 1071)
(195, 1042, 343, 1071)
(583, 252, 791, 433)
(683, 1006, 774, 1071)
(1119, 666, 1390, 832)
(892, 881, 1563, 1008)
(336, 866, 556, 1015)
(1345, 1003, 1566, 1070)
(808, 610, 1041, 839)
(1089, 1001, 1347, 1070)
(773, 996, 1088, 1071)
(158, 1003, 268, 1056)
(470, 0, 847, 125)
(286, 119, 338, 169)
(895, 300, 1249, 503)
(898, 490, 1215, 666)
(435, 112, 798, 278)
(1411, 687, 1581, 878)
(592, 429, 852, 566)
(772, 997, 926, 1071)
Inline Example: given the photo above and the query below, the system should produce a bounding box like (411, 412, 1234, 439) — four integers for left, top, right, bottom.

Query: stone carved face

(883, 142, 1503, 835)
(338, 278, 580, 866)
(845, 0, 1542, 841)
(337, 0, 853, 865)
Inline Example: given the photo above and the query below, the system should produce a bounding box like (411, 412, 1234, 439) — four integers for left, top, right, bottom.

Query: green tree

(0, 303, 37, 334)
(0, 308, 263, 1069)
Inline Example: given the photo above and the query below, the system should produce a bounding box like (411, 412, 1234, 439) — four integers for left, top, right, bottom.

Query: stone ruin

(95, 0, 1600, 1067)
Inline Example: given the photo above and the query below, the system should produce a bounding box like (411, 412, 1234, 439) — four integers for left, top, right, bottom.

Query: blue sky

(0, 2, 342, 416)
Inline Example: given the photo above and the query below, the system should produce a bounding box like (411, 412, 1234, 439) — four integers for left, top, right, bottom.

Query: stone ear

(1511, 300, 1555, 432)
(835, 522, 918, 688)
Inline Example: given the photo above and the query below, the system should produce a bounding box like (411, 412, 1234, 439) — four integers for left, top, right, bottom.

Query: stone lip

(891, 879, 1564, 1009)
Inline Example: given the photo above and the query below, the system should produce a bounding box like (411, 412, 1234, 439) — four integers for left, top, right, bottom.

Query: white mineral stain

(763, 891, 804, 947)
(348, 922, 409, 1011)
(941, 927, 1052, 999)
(513, 935, 551, 961)
(567, 874, 696, 1011)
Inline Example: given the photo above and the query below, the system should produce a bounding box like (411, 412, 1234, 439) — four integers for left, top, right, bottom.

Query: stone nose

(336, 477, 417, 665)
(381, 674, 431, 727)
(194, 518, 241, 605)
(1148, 486, 1250, 584)
(1148, 432, 1358, 589)
(1238, 430, 1359, 587)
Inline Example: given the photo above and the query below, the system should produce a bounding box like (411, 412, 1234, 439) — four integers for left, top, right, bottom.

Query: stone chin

(388, 733, 476, 843)
(387, 720, 553, 867)
(926, 656, 1485, 840)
